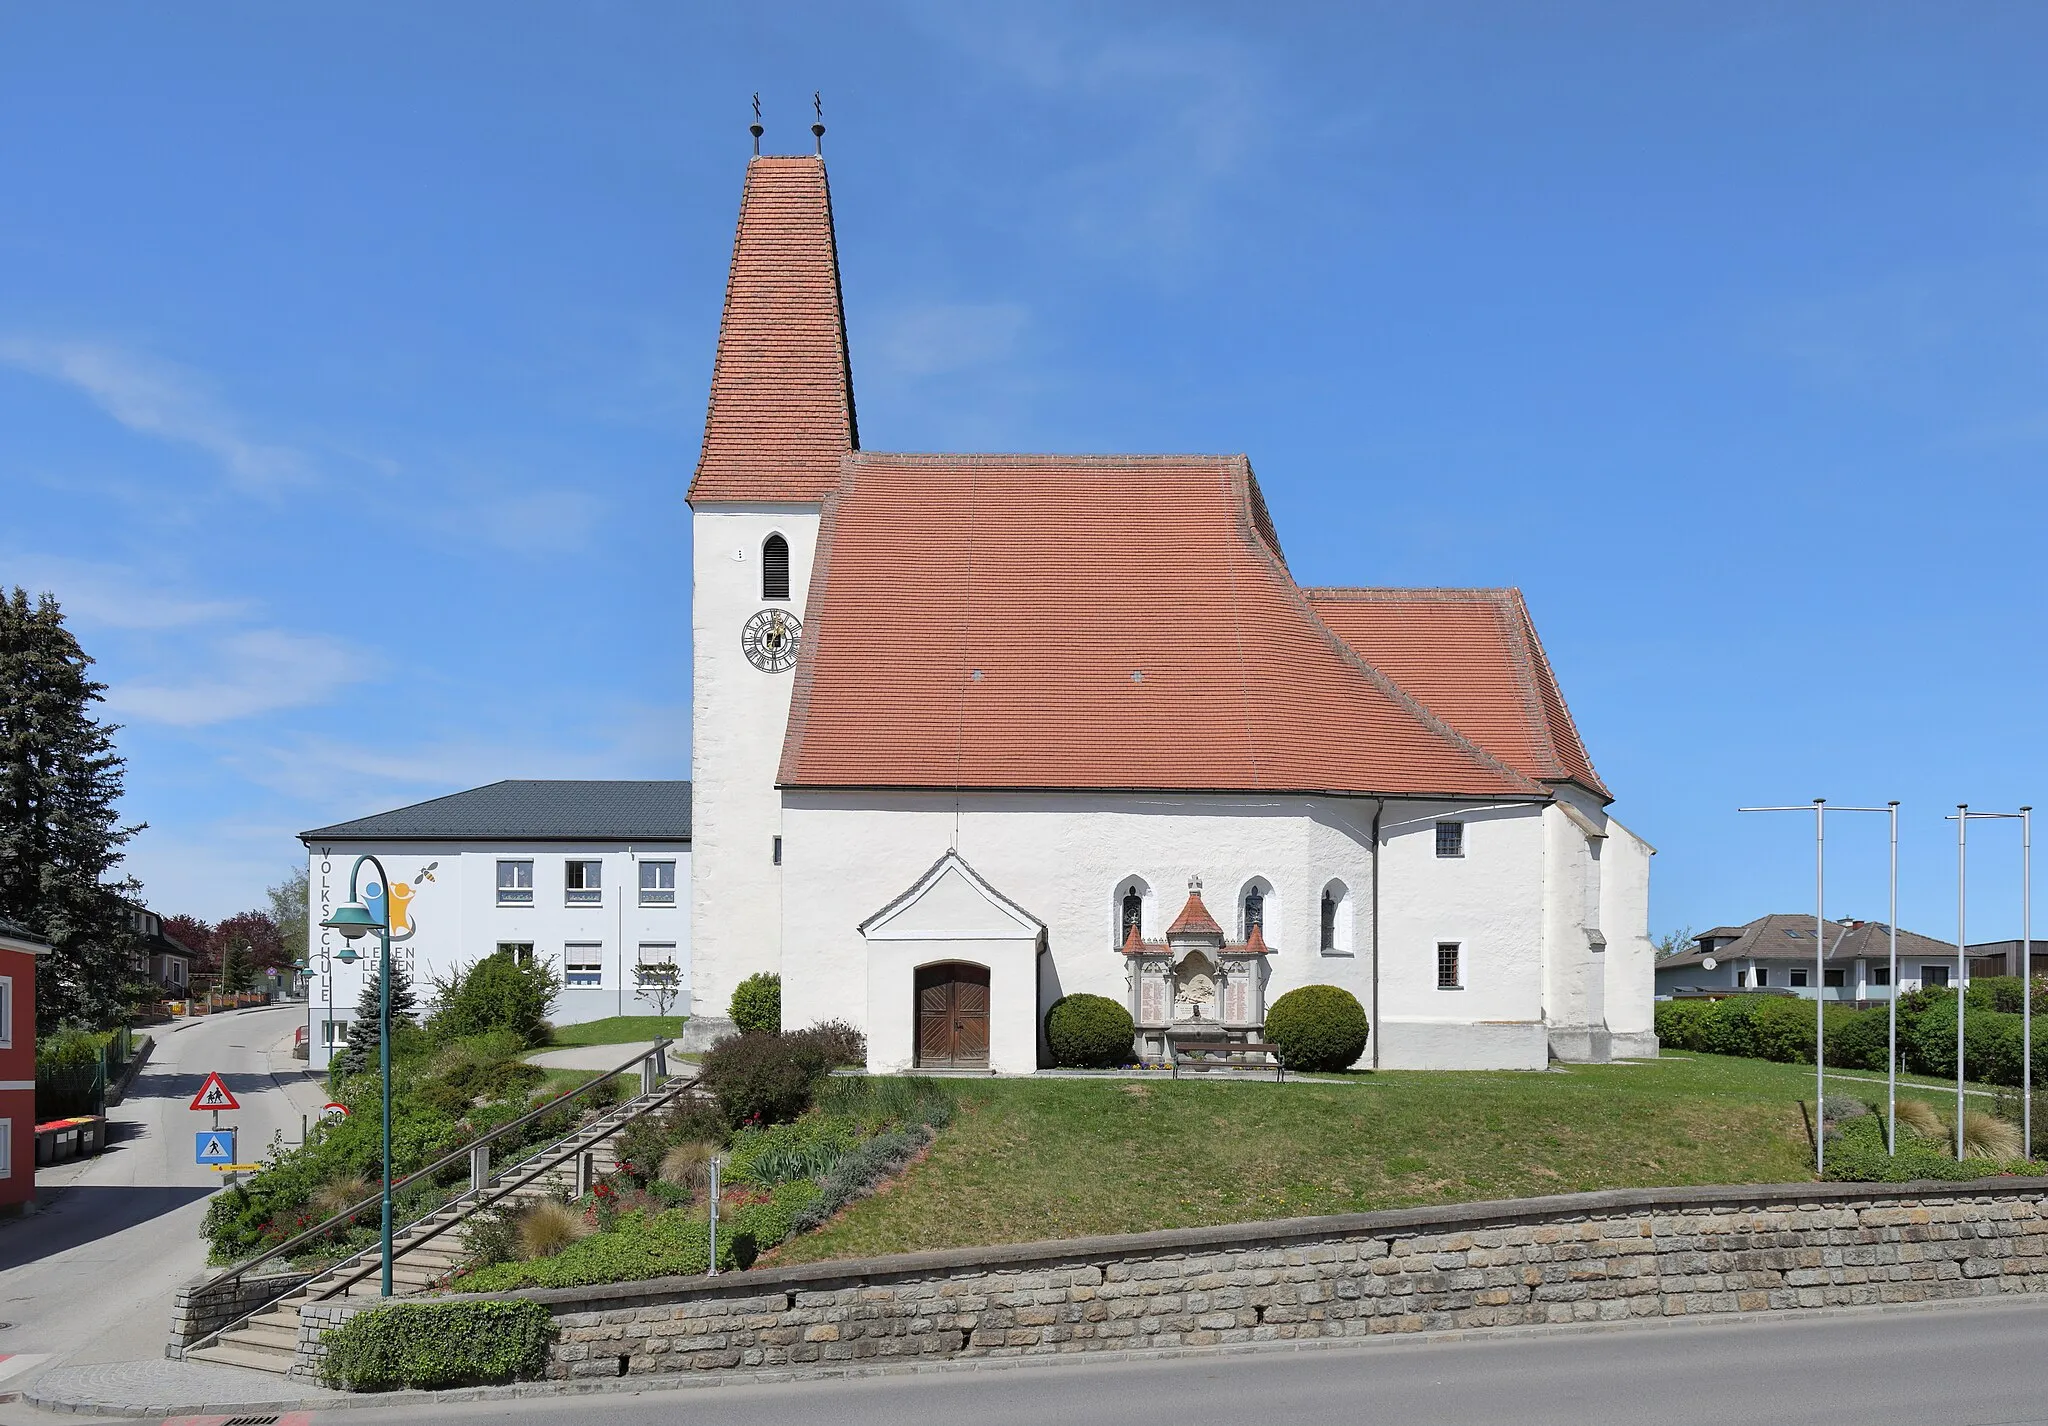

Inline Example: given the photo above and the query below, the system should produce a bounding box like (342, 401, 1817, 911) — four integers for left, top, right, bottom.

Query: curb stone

(25, 1291, 2048, 1418)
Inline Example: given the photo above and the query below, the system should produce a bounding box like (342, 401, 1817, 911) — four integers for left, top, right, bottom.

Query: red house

(0, 914, 46, 1213)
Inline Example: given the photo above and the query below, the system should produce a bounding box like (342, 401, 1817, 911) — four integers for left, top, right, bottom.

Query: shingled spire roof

(687, 156, 858, 504)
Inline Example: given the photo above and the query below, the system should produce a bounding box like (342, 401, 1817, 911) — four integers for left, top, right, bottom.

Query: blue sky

(3, 3, 2045, 941)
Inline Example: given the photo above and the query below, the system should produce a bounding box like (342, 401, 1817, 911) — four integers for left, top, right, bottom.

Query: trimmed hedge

(1654, 990, 2048, 1087)
(321, 1299, 554, 1390)
(1264, 985, 1370, 1072)
(1044, 993, 1136, 1068)
(729, 973, 782, 1035)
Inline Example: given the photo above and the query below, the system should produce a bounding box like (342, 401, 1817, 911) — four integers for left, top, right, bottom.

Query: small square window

(1435, 822, 1464, 858)
(1755, 968, 1771, 987)
(1436, 943, 1461, 989)
(496, 860, 534, 905)
(1789, 968, 1809, 987)
(497, 942, 535, 966)
(565, 860, 602, 905)
(322, 1018, 346, 1048)
(1871, 965, 1892, 987)
(1823, 968, 1845, 988)
(639, 861, 676, 907)
(565, 943, 603, 987)
(636, 943, 678, 986)
(1922, 965, 1951, 987)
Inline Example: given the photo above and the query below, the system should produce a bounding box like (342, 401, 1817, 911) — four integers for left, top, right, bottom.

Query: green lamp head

(322, 900, 378, 942)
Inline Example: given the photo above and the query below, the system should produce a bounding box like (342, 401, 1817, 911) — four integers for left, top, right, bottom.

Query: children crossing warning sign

(188, 1072, 240, 1111)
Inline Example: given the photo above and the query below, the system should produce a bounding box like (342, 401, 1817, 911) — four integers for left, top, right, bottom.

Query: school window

(1923, 965, 1951, 987)
(497, 942, 535, 966)
(322, 1019, 345, 1048)
(636, 943, 678, 986)
(1871, 965, 1892, 987)
(496, 860, 534, 906)
(0, 975, 11, 1049)
(1435, 822, 1464, 858)
(1789, 968, 1809, 987)
(1823, 968, 1845, 988)
(1436, 943, 1461, 989)
(565, 943, 603, 988)
(565, 860, 602, 905)
(639, 861, 676, 906)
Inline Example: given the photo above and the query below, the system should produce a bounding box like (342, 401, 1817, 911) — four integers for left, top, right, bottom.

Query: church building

(689, 151, 1656, 1073)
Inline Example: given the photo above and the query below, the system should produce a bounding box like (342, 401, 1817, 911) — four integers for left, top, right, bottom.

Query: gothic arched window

(762, 533, 790, 601)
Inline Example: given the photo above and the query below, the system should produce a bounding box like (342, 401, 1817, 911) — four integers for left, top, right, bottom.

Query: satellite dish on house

(1701, 957, 1718, 971)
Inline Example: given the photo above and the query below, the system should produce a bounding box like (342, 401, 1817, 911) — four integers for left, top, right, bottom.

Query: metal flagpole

(1741, 798, 1899, 1176)
(1887, 801, 1899, 1154)
(2026, 806, 2034, 1157)
(1958, 805, 1968, 1157)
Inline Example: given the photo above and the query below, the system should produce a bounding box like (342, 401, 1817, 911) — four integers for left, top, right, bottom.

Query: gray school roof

(300, 780, 692, 843)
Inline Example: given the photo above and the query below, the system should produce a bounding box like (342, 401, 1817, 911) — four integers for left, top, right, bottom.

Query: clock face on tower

(741, 609, 802, 673)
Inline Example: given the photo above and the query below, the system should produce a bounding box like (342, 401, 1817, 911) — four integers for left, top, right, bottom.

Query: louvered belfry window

(762, 533, 791, 601)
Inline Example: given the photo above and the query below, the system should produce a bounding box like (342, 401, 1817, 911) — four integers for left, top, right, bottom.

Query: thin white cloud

(0, 554, 251, 630)
(872, 302, 1031, 380)
(0, 336, 314, 493)
(108, 629, 376, 727)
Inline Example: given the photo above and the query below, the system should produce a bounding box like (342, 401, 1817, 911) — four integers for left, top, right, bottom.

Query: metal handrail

(197, 1038, 674, 1292)
(307, 1072, 700, 1301)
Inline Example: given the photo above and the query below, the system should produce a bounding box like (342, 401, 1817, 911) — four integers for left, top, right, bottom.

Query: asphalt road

(0, 1003, 325, 1374)
(347, 1296, 2048, 1426)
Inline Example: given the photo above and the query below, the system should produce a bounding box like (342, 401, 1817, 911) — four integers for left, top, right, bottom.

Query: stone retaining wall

(169, 1270, 314, 1350)
(305, 1178, 2048, 1382)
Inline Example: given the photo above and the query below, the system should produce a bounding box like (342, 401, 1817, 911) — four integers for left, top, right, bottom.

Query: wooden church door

(916, 962, 990, 1069)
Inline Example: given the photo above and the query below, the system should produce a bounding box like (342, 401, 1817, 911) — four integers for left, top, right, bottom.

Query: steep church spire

(687, 155, 859, 504)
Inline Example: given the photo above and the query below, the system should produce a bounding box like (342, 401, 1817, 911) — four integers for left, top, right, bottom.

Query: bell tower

(687, 147, 857, 1036)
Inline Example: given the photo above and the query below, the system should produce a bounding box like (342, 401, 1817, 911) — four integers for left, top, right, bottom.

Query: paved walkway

(524, 1041, 669, 1071)
(19, 1356, 340, 1417)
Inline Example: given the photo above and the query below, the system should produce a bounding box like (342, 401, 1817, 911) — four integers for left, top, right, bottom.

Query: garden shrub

(1823, 1004, 1890, 1070)
(700, 1031, 830, 1126)
(427, 954, 560, 1047)
(1965, 977, 2030, 1014)
(1263, 985, 1370, 1072)
(727, 1115, 859, 1185)
(1652, 999, 1712, 1052)
(729, 973, 782, 1034)
(320, 1299, 554, 1390)
(1749, 995, 1820, 1063)
(1821, 1112, 2028, 1184)
(1698, 995, 1763, 1059)
(1044, 994, 1135, 1069)
(783, 1018, 866, 1067)
(616, 1098, 729, 1183)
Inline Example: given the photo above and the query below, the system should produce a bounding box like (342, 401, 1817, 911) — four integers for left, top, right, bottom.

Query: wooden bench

(1170, 1040, 1284, 1082)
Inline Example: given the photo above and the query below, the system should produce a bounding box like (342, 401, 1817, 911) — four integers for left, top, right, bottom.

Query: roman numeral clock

(742, 608, 802, 673)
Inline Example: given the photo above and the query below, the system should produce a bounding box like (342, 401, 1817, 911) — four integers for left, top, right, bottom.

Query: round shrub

(1264, 985, 1370, 1072)
(700, 1030, 828, 1126)
(1749, 995, 1819, 1063)
(729, 973, 782, 1034)
(1044, 994, 1135, 1069)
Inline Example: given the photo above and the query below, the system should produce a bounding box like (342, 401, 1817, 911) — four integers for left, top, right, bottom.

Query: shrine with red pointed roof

(687, 143, 1656, 1073)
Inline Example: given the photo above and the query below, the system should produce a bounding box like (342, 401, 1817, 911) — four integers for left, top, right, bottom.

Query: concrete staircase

(187, 1076, 694, 1375)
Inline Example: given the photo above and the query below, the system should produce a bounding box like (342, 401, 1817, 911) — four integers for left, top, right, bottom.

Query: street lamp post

(319, 854, 396, 1297)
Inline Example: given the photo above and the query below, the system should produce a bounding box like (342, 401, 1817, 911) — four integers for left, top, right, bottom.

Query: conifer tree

(0, 587, 143, 1032)
(335, 954, 419, 1076)
(220, 938, 255, 994)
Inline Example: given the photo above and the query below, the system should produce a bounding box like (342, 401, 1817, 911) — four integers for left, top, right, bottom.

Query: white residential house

(300, 780, 691, 1070)
(1655, 915, 1962, 1002)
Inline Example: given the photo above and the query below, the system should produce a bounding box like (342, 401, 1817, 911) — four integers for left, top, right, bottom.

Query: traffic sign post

(195, 1129, 237, 1166)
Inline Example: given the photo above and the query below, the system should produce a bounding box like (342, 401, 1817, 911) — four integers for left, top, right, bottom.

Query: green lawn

(545, 1016, 686, 1049)
(771, 1053, 1975, 1266)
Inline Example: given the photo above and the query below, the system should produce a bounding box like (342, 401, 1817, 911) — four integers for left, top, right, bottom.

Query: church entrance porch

(916, 962, 990, 1069)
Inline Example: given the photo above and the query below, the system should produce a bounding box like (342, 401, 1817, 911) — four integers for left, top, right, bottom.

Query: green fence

(33, 1026, 131, 1121)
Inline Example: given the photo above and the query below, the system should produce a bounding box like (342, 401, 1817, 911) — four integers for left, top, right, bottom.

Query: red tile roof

(1167, 887, 1225, 938)
(776, 453, 1546, 799)
(687, 156, 857, 505)
(1303, 588, 1609, 800)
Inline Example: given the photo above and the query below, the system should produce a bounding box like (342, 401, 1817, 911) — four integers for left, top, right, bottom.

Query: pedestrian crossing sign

(195, 1129, 237, 1165)
(189, 1072, 240, 1111)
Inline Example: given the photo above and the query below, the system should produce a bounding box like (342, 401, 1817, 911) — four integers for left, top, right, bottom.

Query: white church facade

(688, 153, 1655, 1073)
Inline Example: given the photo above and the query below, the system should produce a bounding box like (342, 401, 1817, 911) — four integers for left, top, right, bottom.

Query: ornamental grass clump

(1044, 994, 1136, 1069)
(1962, 1108, 2024, 1161)
(1263, 985, 1370, 1072)
(1895, 1096, 1945, 1140)
(516, 1198, 592, 1260)
(310, 1173, 371, 1220)
(659, 1140, 718, 1192)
